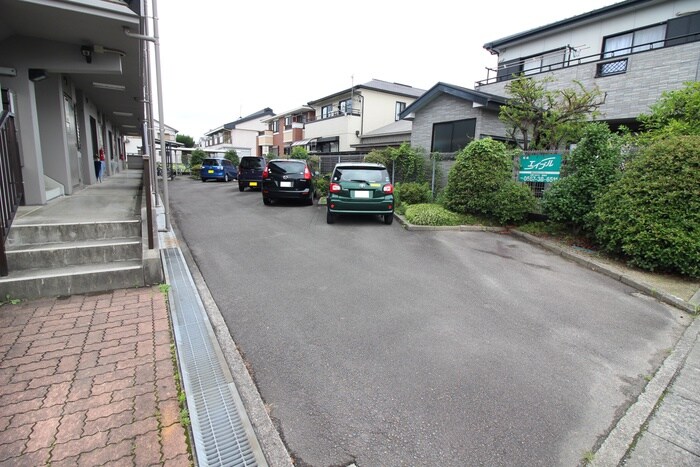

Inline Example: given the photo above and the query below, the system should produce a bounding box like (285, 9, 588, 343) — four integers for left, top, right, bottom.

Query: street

(168, 177, 687, 467)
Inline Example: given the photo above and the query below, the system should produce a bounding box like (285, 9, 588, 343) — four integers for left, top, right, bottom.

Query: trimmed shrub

(443, 138, 512, 215)
(190, 149, 206, 167)
(592, 135, 700, 277)
(395, 182, 432, 207)
(491, 181, 537, 225)
(315, 174, 330, 197)
(190, 164, 202, 179)
(364, 150, 390, 167)
(224, 150, 239, 166)
(542, 123, 623, 231)
(405, 204, 462, 226)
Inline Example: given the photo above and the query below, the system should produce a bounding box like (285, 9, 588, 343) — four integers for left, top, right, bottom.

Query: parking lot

(168, 176, 688, 466)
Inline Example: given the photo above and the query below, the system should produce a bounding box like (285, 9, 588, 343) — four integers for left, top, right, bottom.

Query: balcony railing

(476, 32, 698, 86)
(307, 109, 361, 122)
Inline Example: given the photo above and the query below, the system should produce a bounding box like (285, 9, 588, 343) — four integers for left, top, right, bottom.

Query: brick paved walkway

(0, 287, 191, 466)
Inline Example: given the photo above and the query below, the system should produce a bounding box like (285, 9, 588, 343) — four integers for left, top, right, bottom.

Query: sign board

(518, 154, 562, 183)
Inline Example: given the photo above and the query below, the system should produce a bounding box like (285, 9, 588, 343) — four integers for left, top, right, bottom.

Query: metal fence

(313, 150, 571, 199)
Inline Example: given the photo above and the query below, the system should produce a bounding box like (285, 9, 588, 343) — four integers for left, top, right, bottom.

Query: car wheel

(326, 209, 335, 224)
(263, 197, 271, 205)
(201, 178, 206, 183)
(224, 173, 230, 182)
(306, 194, 314, 206)
(384, 213, 394, 225)
(238, 183, 244, 192)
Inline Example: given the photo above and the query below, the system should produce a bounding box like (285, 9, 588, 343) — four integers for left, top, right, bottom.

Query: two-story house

(203, 107, 274, 157)
(476, 0, 700, 131)
(403, 0, 700, 154)
(258, 105, 315, 157)
(304, 79, 425, 153)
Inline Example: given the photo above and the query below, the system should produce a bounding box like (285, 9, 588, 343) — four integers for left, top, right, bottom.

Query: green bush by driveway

(592, 135, 700, 278)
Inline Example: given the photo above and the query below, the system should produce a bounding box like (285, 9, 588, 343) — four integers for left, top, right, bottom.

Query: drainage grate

(162, 248, 267, 467)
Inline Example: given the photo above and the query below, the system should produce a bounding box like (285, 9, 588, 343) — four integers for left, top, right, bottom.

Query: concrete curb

(509, 230, 697, 315)
(394, 213, 505, 232)
(592, 312, 700, 466)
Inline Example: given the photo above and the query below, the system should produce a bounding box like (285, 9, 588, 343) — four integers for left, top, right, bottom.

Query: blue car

(200, 158, 237, 182)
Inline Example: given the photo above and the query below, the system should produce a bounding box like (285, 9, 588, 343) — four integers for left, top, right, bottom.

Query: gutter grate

(162, 247, 266, 467)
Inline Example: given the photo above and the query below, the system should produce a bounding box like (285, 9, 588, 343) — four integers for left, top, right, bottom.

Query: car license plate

(249, 181, 258, 187)
(280, 181, 293, 188)
(354, 190, 370, 198)
(208, 170, 214, 173)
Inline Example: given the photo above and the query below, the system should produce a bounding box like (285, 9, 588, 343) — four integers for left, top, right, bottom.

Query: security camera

(81, 46, 93, 64)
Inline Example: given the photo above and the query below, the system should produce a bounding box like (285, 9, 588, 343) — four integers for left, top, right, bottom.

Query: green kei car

(326, 162, 394, 225)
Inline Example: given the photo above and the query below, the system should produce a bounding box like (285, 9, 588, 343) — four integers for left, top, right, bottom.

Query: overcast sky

(156, 0, 621, 139)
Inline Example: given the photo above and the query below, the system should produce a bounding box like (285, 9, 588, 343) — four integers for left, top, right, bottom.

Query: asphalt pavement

(168, 176, 698, 467)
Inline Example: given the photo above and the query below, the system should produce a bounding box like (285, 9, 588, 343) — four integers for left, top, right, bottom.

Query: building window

(339, 99, 352, 114)
(603, 24, 666, 58)
(284, 116, 291, 129)
(431, 119, 476, 153)
(597, 58, 628, 77)
(666, 12, 700, 46)
(322, 105, 332, 119)
(271, 120, 279, 133)
(395, 102, 406, 121)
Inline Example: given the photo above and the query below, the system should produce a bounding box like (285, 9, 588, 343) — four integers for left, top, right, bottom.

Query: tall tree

(176, 134, 195, 148)
(499, 75, 605, 150)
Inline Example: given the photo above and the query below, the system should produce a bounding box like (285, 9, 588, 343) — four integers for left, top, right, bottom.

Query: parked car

(238, 156, 266, 191)
(326, 162, 394, 224)
(200, 158, 237, 182)
(262, 159, 315, 206)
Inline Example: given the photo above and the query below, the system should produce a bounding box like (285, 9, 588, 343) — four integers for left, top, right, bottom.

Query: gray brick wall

(409, 93, 506, 152)
(477, 42, 700, 121)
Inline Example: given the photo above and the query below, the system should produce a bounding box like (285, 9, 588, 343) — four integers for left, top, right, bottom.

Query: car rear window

(203, 159, 222, 166)
(333, 168, 389, 183)
(240, 157, 264, 169)
(268, 161, 305, 174)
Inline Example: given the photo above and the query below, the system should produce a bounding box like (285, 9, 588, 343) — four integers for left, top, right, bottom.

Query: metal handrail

(476, 32, 699, 86)
(0, 109, 24, 276)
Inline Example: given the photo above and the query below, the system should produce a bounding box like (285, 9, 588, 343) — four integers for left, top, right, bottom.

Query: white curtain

(604, 33, 632, 58)
(633, 25, 667, 52)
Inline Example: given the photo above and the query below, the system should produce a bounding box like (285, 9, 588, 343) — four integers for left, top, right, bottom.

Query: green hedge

(592, 135, 700, 277)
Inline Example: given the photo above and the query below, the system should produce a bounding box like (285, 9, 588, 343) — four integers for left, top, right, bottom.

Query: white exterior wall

(359, 88, 418, 134)
(493, 0, 699, 64)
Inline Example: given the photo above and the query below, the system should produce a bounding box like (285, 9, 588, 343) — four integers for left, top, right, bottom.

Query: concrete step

(0, 261, 145, 299)
(7, 238, 141, 270)
(7, 220, 141, 247)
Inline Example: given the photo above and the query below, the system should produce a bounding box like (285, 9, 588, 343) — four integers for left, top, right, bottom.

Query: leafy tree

(592, 135, 700, 277)
(364, 144, 425, 182)
(291, 146, 309, 159)
(176, 134, 195, 148)
(189, 149, 206, 167)
(542, 123, 624, 232)
(224, 149, 239, 166)
(636, 81, 700, 142)
(499, 75, 605, 150)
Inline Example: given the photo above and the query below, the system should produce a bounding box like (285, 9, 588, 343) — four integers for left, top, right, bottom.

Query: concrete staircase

(0, 220, 146, 299)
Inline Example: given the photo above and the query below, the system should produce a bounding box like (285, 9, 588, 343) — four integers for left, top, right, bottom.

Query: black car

(238, 156, 266, 191)
(262, 159, 315, 205)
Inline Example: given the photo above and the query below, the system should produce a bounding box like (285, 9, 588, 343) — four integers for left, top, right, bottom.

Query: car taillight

(329, 182, 341, 193)
(262, 166, 269, 179)
(383, 184, 394, 194)
(304, 166, 311, 180)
